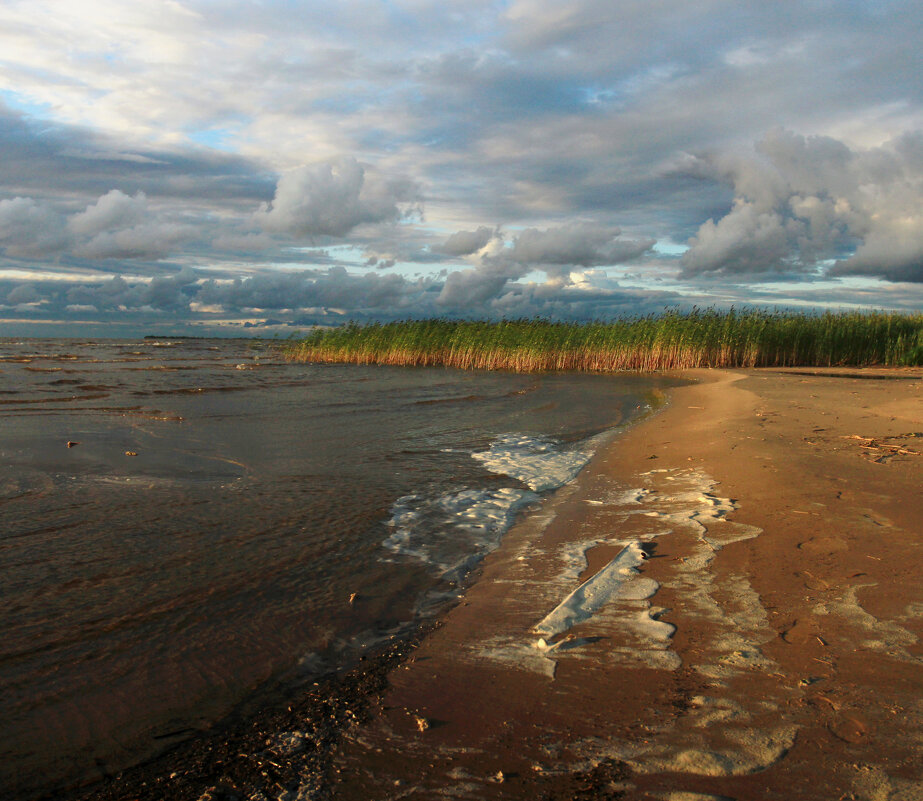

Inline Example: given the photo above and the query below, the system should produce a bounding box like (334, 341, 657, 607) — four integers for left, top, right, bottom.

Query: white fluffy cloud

(256, 157, 418, 239)
(68, 190, 148, 236)
(680, 202, 794, 275)
(680, 130, 923, 282)
(69, 189, 197, 259)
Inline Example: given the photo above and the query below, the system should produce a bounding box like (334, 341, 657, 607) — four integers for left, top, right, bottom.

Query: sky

(0, 0, 922, 337)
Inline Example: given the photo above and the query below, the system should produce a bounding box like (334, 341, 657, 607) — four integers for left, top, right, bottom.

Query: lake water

(0, 338, 680, 798)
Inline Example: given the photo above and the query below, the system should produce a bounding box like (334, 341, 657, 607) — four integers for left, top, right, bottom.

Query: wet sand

(331, 367, 923, 800)
(64, 367, 922, 801)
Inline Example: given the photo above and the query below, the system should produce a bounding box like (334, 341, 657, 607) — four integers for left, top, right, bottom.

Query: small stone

(493, 770, 505, 783)
(125, 451, 138, 456)
(348, 592, 358, 605)
(414, 715, 430, 732)
(66, 441, 79, 448)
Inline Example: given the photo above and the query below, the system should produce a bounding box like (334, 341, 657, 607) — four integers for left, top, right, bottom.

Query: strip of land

(330, 367, 923, 800)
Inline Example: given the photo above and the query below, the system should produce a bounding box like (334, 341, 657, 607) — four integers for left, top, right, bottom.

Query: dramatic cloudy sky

(1, 0, 922, 335)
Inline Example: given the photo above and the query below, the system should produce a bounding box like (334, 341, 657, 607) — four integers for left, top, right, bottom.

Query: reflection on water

(0, 337, 680, 798)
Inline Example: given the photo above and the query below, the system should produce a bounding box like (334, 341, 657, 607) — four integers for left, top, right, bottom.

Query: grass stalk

(284, 310, 923, 372)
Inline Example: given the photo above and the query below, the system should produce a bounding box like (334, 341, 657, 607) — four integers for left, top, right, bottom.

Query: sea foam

(534, 541, 653, 638)
(382, 433, 598, 581)
(471, 433, 595, 491)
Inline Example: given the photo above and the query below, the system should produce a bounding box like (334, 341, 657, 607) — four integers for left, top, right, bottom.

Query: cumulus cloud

(364, 257, 396, 269)
(835, 229, 923, 283)
(438, 226, 496, 256)
(506, 223, 654, 271)
(256, 157, 418, 239)
(0, 188, 200, 262)
(438, 222, 654, 308)
(680, 129, 923, 282)
(0, 197, 68, 257)
(68, 190, 148, 236)
(64, 268, 200, 312)
(680, 202, 794, 275)
(68, 189, 198, 259)
(437, 265, 512, 308)
(74, 222, 197, 260)
(0, 156, 419, 269)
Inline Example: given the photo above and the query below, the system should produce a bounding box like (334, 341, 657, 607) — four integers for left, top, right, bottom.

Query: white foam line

(472, 433, 594, 492)
(534, 541, 651, 638)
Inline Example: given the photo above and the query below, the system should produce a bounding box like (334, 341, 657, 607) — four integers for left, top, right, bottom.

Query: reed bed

(284, 310, 923, 371)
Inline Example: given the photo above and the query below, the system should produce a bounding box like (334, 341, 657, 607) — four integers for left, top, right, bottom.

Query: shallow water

(0, 337, 680, 798)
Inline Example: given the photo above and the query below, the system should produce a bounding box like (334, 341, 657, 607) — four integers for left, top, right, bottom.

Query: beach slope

(333, 367, 923, 800)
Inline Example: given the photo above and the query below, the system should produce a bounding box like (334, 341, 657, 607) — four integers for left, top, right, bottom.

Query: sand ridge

(329, 367, 923, 800)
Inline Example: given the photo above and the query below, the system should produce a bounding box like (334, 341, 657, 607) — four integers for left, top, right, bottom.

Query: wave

(382, 431, 604, 585)
(383, 487, 538, 583)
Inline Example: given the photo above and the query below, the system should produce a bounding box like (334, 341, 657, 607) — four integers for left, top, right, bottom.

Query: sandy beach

(327, 367, 923, 800)
(64, 367, 922, 801)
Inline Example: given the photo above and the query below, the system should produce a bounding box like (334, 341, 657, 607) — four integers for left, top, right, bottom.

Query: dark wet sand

(61, 367, 923, 801)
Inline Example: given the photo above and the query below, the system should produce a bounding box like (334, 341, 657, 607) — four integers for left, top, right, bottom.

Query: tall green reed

(285, 310, 923, 371)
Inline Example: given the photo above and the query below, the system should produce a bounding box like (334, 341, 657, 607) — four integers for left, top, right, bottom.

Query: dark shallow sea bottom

(0, 338, 680, 799)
